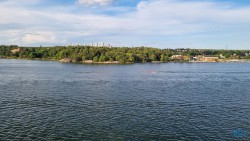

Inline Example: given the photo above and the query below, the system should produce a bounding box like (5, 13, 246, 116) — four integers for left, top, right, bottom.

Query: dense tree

(0, 45, 249, 63)
(160, 54, 166, 62)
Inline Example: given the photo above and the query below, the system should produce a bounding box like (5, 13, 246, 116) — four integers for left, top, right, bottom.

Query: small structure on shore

(11, 48, 21, 54)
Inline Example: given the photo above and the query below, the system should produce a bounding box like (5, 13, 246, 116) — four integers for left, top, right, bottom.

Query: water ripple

(0, 60, 250, 140)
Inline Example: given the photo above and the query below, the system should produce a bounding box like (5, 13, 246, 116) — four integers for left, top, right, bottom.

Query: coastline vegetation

(0, 45, 250, 63)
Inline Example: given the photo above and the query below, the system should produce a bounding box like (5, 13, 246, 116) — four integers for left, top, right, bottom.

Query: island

(1, 45, 250, 64)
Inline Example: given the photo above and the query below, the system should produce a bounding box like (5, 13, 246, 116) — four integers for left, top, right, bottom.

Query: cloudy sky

(1, 0, 250, 49)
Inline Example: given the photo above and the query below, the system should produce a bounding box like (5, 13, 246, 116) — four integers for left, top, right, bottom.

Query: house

(11, 48, 21, 54)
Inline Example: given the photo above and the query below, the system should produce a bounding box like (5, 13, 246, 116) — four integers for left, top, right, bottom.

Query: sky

(1, 0, 250, 49)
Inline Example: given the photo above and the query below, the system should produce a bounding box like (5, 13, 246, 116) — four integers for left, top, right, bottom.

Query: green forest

(0, 45, 250, 63)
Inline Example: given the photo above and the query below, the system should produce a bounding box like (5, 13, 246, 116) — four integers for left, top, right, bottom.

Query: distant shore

(1, 57, 250, 64)
(1, 45, 250, 64)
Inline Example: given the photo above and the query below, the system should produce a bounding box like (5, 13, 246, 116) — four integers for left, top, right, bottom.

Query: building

(11, 48, 21, 54)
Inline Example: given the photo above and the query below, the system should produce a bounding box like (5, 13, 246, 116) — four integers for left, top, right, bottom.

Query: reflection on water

(0, 59, 250, 140)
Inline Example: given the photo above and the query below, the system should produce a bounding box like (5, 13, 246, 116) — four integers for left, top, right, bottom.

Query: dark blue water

(0, 59, 250, 140)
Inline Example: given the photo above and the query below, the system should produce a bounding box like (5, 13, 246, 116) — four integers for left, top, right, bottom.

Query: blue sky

(1, 0, 250, 49)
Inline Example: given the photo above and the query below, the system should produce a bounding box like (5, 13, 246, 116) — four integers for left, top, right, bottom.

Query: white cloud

(76, 0, 113, 6)
(22, 32, 56, 44)
(1, 0, 250, 48)
(0, 0, 41, 6)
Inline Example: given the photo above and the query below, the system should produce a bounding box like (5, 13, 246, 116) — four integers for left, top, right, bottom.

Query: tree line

(0, 45, 250, 63)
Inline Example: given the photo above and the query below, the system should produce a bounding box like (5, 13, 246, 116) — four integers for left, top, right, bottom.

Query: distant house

(11, 48, 21, 54)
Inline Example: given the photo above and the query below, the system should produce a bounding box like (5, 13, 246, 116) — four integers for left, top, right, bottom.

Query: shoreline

(1, 46, 250, 64)
(1, 57, 250, 64)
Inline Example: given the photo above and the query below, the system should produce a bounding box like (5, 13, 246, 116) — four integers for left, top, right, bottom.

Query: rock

(59, 58, 73, 63)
